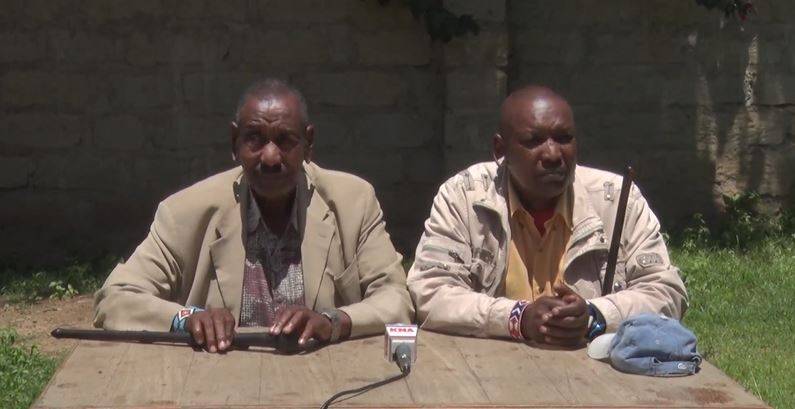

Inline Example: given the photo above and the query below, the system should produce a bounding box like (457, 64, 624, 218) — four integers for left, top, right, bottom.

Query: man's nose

(259, 141, 283, 167)
(540, 139, 563, 165)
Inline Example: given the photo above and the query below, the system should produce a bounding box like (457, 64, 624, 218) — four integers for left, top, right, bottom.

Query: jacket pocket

(565, 253, 602, 299)
(597, 254, 628, 293)
(470, 254, 497, 289)
(331, 258, 361, 305)
(415, 238, 471, 272)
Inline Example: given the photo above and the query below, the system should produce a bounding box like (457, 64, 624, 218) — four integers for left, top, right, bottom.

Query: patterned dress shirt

(239, 188, 306, 327)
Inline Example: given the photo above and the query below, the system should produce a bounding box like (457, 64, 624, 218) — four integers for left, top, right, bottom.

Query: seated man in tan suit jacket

(94, 79, 413, 352)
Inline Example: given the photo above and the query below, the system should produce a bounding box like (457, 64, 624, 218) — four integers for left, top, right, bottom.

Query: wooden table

(34, 331, 768, 408)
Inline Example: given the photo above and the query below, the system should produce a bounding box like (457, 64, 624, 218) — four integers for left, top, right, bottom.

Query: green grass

(0, 328, 59, 409)
(674, 238, 795, 409)
(0, 256, 118, 303)
(0, 258, 117, 409)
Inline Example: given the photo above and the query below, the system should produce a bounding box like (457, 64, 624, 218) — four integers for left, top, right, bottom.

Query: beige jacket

(94, 163, 414, 338)
(407, 161, 687, 337)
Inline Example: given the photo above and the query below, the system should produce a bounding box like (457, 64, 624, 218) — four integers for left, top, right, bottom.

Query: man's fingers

(202, 317, 218, 353)
(534, 296, 568, 321)
(539, 324, 587, 339)
(536, 295, 568, 308)
(189, 318, 205, 346)
(283, 310, 308, 335)
(553, 281, 575, 297)
(551, 301, 587, 319)
(545, 314, 588, 329)
(224, 314, 235, 348)
(271, 308, 297, 335)
(298, 319, 316, 346)
(212, 313, 228, 351)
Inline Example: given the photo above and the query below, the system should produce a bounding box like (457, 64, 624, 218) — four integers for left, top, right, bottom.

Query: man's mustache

(538, 168, 568, 177)
(256, 163, 286, 174)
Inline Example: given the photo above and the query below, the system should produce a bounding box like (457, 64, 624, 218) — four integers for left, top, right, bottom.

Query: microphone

(394, 343, 412, 374)
(320, 323, 418, 408)
(385, 323, 418, 374)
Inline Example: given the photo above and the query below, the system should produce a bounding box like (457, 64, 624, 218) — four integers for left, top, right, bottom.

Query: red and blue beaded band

(508, 300, 530, 340)
(171, 306, 205, 332)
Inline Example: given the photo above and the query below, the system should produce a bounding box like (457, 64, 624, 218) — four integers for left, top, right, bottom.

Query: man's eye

(554, 134, 574, 144)
(244, 133, 264, 147)
(521, 138, 544, 149)
(276, 134, 300, 150)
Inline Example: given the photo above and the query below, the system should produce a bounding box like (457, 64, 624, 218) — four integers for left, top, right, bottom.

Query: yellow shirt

(505, 181, 573, 301)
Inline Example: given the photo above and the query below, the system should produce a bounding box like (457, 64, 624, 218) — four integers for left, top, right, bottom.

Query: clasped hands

(185, 305, 341, 353)
(520, 282, 589, 348)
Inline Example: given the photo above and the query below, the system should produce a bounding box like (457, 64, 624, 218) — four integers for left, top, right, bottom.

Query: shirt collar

(246, 174, 308, 235)
(507, 177, 574, 230)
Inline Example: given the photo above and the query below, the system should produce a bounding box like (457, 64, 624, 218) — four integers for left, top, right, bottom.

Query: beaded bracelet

(171, 306, 205, 332)
(508, 300, 530, 340)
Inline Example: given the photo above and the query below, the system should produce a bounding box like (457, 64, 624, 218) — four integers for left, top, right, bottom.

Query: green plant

(680, 213, 712, 251)
(48, 280, 78, 300)
(720, 192, 765, 249)
(695, 0, 755, 21)
(673, 192, 794, 251)
(376, 0, 479, 42)
(0, 255, 119, 303)
(0, 328, 58, 409)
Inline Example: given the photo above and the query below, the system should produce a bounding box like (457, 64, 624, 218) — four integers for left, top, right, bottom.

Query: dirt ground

(0, 295, 94, 356)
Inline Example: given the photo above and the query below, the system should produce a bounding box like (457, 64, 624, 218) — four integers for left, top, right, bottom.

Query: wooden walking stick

(602, 165, 634, 296)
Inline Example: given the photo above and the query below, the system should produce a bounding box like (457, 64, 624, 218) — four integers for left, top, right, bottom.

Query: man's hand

(186, 308, 236, 353)
(520, 282, 589, 348)
(520, 295, 567, 344)
(538, 282, 589, 347)
(270, 306, 351, 346)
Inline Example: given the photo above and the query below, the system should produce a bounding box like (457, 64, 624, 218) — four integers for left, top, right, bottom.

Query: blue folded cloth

(587, 313, 702, 377)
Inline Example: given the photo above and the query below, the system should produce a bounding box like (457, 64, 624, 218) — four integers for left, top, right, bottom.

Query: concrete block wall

(441, 0, 508, 175)
(1, 0, 793, 264)
(508, 0, 795, 225)
(0, 0, 443, 261)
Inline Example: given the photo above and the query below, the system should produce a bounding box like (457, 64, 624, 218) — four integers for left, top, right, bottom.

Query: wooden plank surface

(34, 331, 769, 409)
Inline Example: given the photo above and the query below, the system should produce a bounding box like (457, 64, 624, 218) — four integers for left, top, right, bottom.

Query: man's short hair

(234, 78, 310, 125)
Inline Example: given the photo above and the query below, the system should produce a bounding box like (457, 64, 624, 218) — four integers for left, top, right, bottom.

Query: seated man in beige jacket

(407, 86, 687, 348)
(95, 79, 413, 352)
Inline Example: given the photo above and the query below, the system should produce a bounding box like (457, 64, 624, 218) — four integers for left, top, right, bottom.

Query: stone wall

(0, 0, 443, 261)
(508, 0, 795, 226)
(1, 0, 793, 264)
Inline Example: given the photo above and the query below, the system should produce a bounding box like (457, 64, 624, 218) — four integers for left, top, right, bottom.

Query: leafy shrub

(0, 255, 119, 303)
(0, 328, 58, 409)
(675, 192, 794, 251)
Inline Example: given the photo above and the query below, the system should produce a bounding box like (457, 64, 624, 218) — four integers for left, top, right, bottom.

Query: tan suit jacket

(94, 163, 414, 338)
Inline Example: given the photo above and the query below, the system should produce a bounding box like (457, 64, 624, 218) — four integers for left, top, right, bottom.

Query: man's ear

(492, 132, 506, 163)
(303, 124, 315, 163)
(229, 121, 240, 162)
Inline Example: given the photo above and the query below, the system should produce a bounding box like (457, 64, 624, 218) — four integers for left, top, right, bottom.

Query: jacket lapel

(208, 177, 247, 320)
(299, 171, 335, 310)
